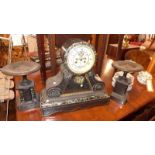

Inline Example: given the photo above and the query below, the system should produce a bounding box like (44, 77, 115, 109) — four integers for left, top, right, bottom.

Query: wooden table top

(16, 56, 155, 121)
(109, 44, 140, 50)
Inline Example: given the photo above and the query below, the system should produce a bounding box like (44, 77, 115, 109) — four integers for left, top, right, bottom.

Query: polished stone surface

(1, 61, 40, 76)
(112, 60, 144, 72)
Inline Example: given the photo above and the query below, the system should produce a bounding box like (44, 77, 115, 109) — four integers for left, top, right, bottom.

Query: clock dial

(66, 43, 95, 74)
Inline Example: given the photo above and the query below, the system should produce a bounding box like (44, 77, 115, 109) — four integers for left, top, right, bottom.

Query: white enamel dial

(66, 44, 95, 74)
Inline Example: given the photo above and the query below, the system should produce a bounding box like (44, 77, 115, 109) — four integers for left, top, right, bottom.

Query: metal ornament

(1, 61, 40, 111)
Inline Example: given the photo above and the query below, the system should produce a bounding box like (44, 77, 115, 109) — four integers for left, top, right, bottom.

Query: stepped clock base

(40, 89, 110, 116)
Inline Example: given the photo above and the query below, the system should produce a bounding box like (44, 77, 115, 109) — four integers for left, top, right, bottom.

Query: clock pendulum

(1, 61, 40, 111)
(40, 39, 110, 116)
(111, 60, 144, 104)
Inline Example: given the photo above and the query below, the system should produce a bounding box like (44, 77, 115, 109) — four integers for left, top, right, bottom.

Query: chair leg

(47, 34, 57, 75)
(116, 34, 124, 60)
(147, 54, 155, 74)
(36, 34, 46, 84)
(96, 34, 109, 76)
